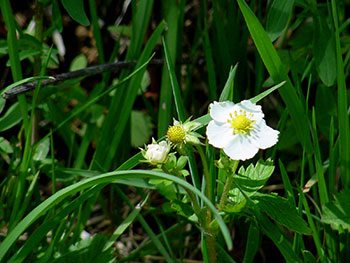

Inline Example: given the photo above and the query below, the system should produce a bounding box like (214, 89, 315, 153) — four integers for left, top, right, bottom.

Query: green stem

(195, 145, 219, 262)
(204, 231, 217, 263)
(219, 160, 239, 208)
(195, 145, 212, 202)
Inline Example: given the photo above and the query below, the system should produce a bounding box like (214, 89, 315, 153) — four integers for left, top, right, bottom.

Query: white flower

(206, 100, 279, 161)
(141, 138, 170, 165)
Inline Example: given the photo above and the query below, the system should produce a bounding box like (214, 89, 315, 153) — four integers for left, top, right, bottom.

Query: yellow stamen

(167, 125, 186, 144)
(227, 111, 255, 135)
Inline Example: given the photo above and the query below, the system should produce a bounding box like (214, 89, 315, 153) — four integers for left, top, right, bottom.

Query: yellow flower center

(167, 125, 186, 144)
(227, 110, 255, 135)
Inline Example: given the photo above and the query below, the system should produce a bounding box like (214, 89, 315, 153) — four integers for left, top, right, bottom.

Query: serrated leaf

(235, 159, 274, 192)
(229, 159, 275, 204)
(60, 0, 90, 26)
(253, 194, 311, 235)
(221, 199, 247, 213)
(322, 189, 350, 230)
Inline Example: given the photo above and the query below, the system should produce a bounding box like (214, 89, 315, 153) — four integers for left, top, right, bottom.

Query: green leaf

(103, 197, 148, 251)
(51, 235, 114, 263)
(0, 137, 13, 154)
(170, 200, 194, 218)
(266, 0, 295, 41)
(162, 36, 186, 122)
(315, 85, 337, 138)
(253, 194, 311, 235)
(229, 159, 275, 204)
(243, 222, 260, 263)
(0, 170, 232, 261)
(250, 81, 286, 104)
(60, 0, 90, 26)
(218, 64, 238, 102)
(313, 19, 336, 87)
(52, 0, 63, 32)
(322, 189, 350, 230)
(131, 110, 153, 147)
(254, 209, 301, 262)
(236, 0, 313, 153)
(69, 54, 88, 71)
(0, 102, 22, 132)
(0, 97, 5, 113)
(33, 138, 50, 161)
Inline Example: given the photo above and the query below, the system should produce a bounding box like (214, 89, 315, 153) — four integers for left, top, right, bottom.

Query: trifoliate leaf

(253, 194, 311, 235)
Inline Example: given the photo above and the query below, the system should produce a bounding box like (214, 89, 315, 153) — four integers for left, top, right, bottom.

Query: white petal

(206, 120, 234, 148)
(251, 120, 279, 149)
(235, 100, 264, 121)
(223, 135, 259, 161)
(209, 101, 235, 123)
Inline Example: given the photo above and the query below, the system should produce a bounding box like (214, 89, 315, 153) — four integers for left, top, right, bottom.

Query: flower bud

(141, 139, 170, 165)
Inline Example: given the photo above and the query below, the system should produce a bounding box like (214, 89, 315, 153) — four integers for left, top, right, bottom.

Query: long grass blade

(236, 0, 313, 153)
(0, 170, 232, 261)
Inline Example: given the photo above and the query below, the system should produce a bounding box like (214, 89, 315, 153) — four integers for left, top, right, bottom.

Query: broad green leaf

(0, 137, 13, 154)
(131, 110, 153, 147)
(229, 159, 274, 204)
(313, 19, 336, 86)
(69, 54, 88, 71)
(266, 0, 295, 41)
(0, 102, 22, 132)
(60, 0, 90, 26)
(33, 138, 50, 161)
(253, 194, 311, 235)
(322, 189, 350, 230)
(255, 209, 301, 262)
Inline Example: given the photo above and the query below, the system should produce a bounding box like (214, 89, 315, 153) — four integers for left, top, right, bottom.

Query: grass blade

(0, 170, 232, 261)
(162, 37, 186, 122)
(236, 0, 313, 153)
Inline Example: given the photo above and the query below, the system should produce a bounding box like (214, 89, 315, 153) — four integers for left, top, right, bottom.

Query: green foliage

(253, 194, 311, 235)
(0, 0, 349, 261)
(60, 0, 90, 26)
(323, 190, 350, 230)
